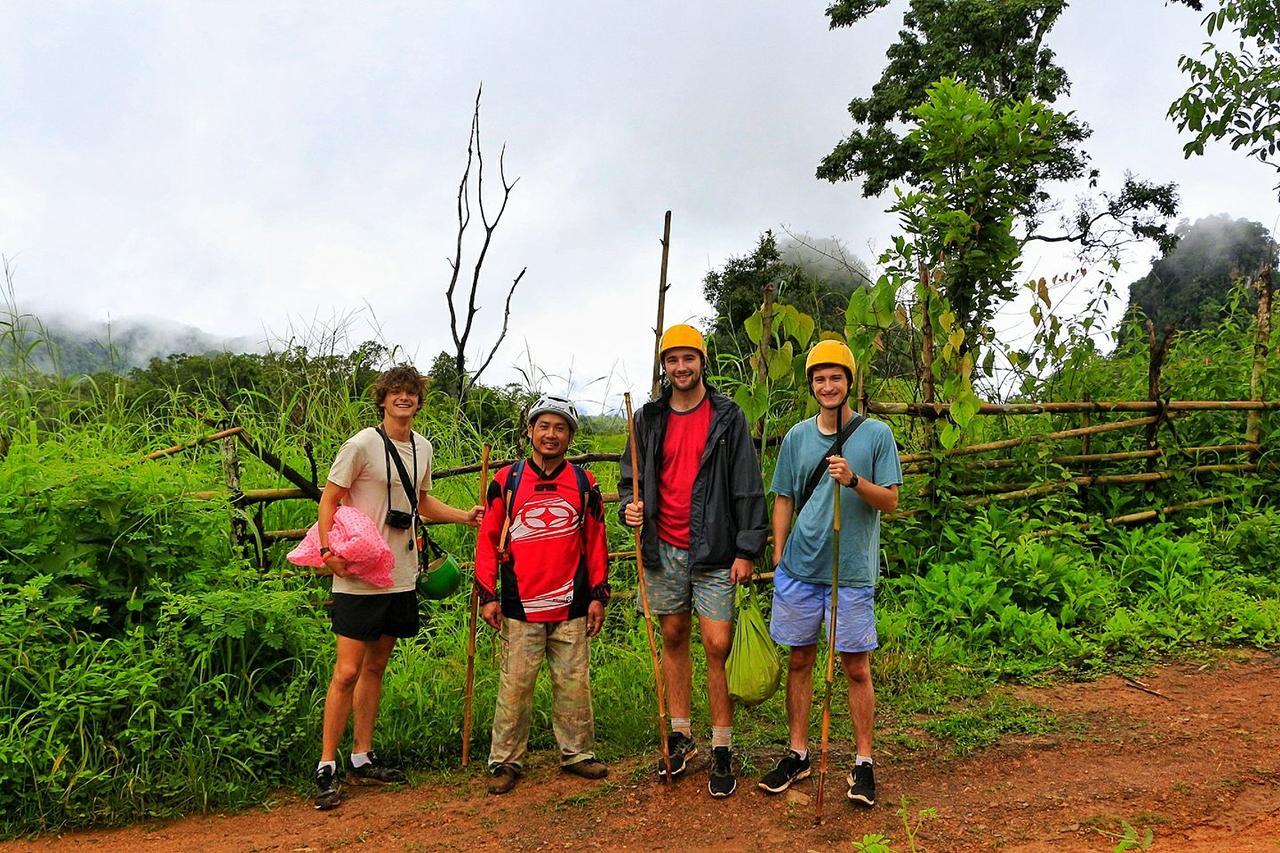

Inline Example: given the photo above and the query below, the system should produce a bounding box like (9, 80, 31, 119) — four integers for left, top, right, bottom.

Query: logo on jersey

(509, 494, 579, 543)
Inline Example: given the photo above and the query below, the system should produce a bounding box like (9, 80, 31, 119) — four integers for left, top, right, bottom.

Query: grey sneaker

(346, 751, 407, 786)
(314, 765, 341, 810)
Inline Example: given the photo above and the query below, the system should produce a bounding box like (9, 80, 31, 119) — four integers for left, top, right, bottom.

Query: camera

(385, 508, 415, 530)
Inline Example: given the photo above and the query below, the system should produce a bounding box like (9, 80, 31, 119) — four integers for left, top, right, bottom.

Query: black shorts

(331, 590, 420, 641)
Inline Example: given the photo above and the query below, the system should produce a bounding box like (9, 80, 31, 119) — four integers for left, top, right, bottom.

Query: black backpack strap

(502, 460, 527, 527)
(569, 463, 591, 529)
(794, 414, 865, 517)
(376, 427, 418, 512)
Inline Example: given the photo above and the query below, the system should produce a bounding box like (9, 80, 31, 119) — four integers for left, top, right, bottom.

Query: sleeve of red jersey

(474, 469, 507, 604)
(584, 471, 611, 601)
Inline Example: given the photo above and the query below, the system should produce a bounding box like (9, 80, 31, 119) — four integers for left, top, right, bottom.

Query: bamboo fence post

(1145, 320, 1173, 475)
(650, 210, 673, 400)
(220, 434, 248, 555)
(1079, 400, 1091, 508)
(755, 281, 775, 443)
(1246, 265, 1273, 459)
(918, 263, 940, 503)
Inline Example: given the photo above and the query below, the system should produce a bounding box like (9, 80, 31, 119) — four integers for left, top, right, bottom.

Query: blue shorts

(768, 569, 877, 654)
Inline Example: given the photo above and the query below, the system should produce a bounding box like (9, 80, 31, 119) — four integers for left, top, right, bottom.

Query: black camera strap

(376, 426, 419, 516)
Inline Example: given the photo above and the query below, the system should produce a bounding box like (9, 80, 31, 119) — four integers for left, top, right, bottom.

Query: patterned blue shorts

(768, 568, 877, 653)
(635, 541, 735, 623)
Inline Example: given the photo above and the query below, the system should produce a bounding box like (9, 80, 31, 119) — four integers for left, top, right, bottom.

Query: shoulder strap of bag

(376, 427, 418, 512)
(794, 414, 865, 517)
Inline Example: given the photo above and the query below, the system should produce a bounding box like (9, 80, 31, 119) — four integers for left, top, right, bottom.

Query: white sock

(317, 759, 336, 774)
(855, 754, 873, 766)
(791, 747, 809, 761)
(711, 726, 732, 749)
(670, 717, 692, 737)
(350, 752, 372, 768)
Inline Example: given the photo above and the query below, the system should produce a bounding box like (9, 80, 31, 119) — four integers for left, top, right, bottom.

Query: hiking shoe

(757, 750, 812, 794)
(847, 762, 876, 807)
(346, 752, 407, 786)
(488, 763, 520, 795)
(314, 765, 341, 810)
(562, 759, 609, 780)
(708, 746, 736, 798)
(657, 732, 697, 778)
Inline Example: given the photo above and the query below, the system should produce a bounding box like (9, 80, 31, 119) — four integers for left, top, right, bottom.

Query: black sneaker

(847, 762, 876, 807)
(314, 765, 341, 810)
(758, 750, 812, 794)
(708, 746, 736, 798)
(346, 751, 407, 786)
(657, 731, 697, 778)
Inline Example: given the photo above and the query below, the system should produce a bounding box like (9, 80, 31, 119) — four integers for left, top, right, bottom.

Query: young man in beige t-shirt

(313, 364, 482, 810)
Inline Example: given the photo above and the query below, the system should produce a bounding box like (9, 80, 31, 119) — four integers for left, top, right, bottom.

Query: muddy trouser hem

(488, 615, 596, 769)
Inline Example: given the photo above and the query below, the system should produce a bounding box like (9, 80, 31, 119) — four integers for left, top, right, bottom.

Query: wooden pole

(461, 443, 490, 767)
(1246, 265, 1273, 456)
(220, 434, 248, 554)
(144, 426, 244, 461)
(624, 393, 673, 781)
(897, 415, 1163, 465)
(866, 399, 1280, 417)
(650, 211, 673, 400)
(755, 281, 775, 442)
(814, 407, 844, 824)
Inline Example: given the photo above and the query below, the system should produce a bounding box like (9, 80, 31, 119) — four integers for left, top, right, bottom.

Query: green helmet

(418, 553, 462, 599)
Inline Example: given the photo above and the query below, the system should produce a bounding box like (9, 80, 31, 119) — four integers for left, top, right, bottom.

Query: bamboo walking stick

(461, 443, 491, 767)
(814, 406, 845, 824)
(624, 392, 674, 782)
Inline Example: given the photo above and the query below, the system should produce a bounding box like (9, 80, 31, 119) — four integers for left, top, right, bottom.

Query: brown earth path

(9, 651, 1280, 852)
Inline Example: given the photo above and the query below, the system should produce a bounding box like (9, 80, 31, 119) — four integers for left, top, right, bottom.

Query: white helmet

(527, 394, 579, 431)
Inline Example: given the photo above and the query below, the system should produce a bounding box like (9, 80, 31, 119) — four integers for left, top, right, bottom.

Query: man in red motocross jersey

(475, 395, 611, 795)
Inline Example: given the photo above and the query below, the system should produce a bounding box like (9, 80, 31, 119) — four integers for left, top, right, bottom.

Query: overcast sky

(2, 1, 1276, 410)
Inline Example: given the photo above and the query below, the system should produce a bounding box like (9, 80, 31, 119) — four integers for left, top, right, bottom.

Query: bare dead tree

(444, 85, 526, 400)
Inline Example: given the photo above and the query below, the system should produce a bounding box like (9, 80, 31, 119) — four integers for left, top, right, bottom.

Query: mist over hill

(28, 313, 262, 375)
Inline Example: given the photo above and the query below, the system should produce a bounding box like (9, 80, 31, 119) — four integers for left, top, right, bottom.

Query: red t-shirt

(656, 397, 712, 549)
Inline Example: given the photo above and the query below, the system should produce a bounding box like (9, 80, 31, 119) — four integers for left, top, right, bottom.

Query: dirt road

(12, 651, 1280, 851)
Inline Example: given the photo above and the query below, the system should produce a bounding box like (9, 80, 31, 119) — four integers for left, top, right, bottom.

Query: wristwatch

(320, 546, 332, 557)
(848, 473, 860, 488)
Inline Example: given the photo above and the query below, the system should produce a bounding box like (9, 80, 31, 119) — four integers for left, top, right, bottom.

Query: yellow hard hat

(805, 339, 856, 380)
(659, 324, 707, 360)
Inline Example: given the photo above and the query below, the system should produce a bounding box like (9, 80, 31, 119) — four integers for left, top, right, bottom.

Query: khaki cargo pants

(488, 616, 596, 769)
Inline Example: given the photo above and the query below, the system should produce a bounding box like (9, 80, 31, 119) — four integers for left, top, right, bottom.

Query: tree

(891, 79, 1075, 340)
(819, 0, 1178, 254)
(1169, 0, 1280, 199)
(701, 231, 874, 362)
(1124, 214, 1278, 338)
(443, 87, 527, 401)
(819, 0, 1082, 196)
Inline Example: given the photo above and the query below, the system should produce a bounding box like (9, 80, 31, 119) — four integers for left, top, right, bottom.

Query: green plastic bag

(726, 583, 782, 707)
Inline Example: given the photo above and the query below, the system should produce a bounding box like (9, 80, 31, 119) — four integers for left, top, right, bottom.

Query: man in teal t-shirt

(756, 340, 902, 809)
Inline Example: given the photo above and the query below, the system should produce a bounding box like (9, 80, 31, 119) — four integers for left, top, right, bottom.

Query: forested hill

(27, 315, 259, 375)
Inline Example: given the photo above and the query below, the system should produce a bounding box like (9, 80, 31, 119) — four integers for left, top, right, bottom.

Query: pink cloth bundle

(287, 506, 396, 588)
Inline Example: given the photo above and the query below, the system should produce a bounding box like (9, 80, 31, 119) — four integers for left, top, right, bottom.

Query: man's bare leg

(321, 636, 370, 762)
(351, 634, 398, 754)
